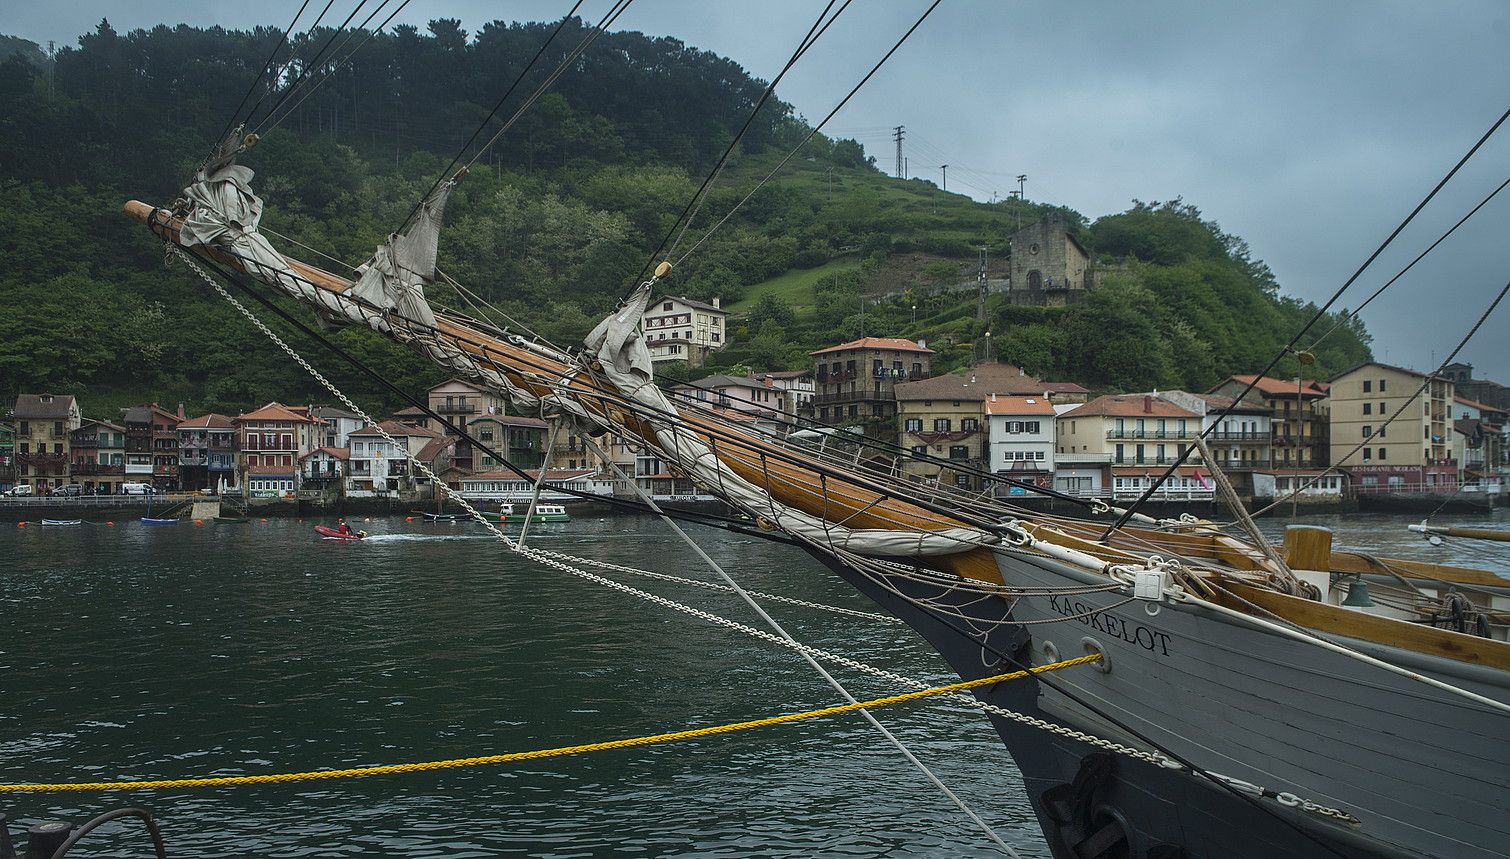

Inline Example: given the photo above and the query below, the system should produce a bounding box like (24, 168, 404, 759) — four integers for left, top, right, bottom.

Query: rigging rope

(637, 0, 852, 282)
(1105, 103, 1510, 536)
(1243, 277, 1510, 519)
(256, 0, 413, 135)
(248, 0, 378, 133)
(672, 0, 945, 269)
(1303, 174, 1510, 353)
(397, 0, 589, 233)
(579, 435, 1023, 856)
(0, 654, 1099, 794)
(215, 0, 315, 147)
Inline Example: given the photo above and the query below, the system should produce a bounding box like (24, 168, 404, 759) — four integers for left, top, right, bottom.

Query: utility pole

(940, 164, 949, 192)
(1017, 174, 1027, 201)
(976, 245, 988, 322)
(893, 125, 906, 178)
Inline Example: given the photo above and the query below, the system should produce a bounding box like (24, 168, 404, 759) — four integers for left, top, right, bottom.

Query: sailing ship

(117, 61, 1509, 854)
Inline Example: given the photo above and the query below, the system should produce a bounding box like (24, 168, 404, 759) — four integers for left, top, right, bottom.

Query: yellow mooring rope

(0, 654, 1099, 793)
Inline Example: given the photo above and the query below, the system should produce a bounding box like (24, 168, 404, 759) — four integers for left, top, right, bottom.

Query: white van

(121, 483, 156, 495)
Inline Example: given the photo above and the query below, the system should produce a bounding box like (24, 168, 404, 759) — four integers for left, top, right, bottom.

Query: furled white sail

(348, 180, 455, 334)
(586, 282, 998, 557)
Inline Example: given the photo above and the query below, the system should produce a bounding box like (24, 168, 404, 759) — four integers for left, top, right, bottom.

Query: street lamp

(911, 304, 917, 324)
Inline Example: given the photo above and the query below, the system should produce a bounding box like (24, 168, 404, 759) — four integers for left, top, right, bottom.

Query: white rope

(580, 435, 1023, 857)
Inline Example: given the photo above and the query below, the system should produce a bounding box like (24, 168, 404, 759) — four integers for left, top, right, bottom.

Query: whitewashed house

(985, 394, 1056, 495)
(347, 421, 445, 495)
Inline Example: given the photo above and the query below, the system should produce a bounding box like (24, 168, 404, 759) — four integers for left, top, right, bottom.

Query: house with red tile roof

(811, 336, 934, 430)
(233, 402, 322, 495)
(1209, 374, 1329, 469)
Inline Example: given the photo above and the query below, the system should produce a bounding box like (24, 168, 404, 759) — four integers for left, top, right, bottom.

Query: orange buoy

(405, 516, 414, 522)
(106, 521, 115, 526)
(499, 515, 506, 522)
(260, 518, 268, 523)
(194, 519, 205, 525)
(16, 521, 26, 528)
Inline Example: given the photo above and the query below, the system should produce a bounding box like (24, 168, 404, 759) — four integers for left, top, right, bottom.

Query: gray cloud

(5, 0, 1507, 377)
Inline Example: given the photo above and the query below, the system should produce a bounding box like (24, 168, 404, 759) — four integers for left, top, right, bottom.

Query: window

(911, 362, 922, 378)
(1379, 378, 1387, 392)
(1362, 403, 1372, 415)
(1362, 448, 1372, 462)
(847, 405, 857, 418)
(1362, 380, 1372, 393)
(1378, 447, 1387, 460)
(663, 302, 673, 311)
(904, 418, 922, 432)
(819, 408, 829, 421)
(1378, 402, 1386, 415)
(954, 473, 971, 488)
(961, 418, 979, 432)
(1114, 444, 1124, 464)
(1027, 421, 1040, 433)
(480, 429, 495, 442)
(933, 418, 952, 432)
(949, 445, 969, 460)
(1362, 426, 1372, 437)
(910, 445, 927, 457)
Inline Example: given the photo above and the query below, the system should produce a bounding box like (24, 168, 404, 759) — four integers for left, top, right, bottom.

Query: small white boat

(39, 519, 83, 526)
(503, 504, 571, 524)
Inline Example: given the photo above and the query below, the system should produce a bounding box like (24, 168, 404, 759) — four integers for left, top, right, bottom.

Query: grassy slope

(726, 257, 860, 317)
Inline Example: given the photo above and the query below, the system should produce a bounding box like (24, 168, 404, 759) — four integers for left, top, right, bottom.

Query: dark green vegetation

(0, 19, 1369, 416)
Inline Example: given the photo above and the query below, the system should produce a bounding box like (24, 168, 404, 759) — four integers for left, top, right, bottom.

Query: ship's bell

(1341, 576, 1375, 607)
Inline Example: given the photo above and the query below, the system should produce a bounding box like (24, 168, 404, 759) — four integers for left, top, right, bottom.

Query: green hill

(0, 19, 1369, 416)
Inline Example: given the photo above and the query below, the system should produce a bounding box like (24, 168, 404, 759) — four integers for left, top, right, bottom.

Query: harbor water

(3, 510, 1506, 857)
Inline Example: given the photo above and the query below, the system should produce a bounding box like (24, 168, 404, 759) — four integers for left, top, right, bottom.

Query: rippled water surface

(3, 508, 1505, 856)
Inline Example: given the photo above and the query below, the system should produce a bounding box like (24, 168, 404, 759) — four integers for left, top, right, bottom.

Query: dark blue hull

(805, 548, 1404, 859)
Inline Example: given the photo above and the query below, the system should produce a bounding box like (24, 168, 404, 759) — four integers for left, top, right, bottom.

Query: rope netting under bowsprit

(0, 654, 1100, 794)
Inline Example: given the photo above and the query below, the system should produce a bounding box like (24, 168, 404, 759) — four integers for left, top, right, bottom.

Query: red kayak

(314, 525, 365, 540)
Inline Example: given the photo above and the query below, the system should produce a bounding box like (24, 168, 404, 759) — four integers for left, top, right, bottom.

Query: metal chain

(176, 246, 1358, 827)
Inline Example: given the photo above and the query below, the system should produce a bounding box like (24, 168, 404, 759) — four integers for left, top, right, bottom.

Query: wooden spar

(125, 200, 1510, 666)
(125, 199, 1028, 581)
(1408, 523, 1510, 544)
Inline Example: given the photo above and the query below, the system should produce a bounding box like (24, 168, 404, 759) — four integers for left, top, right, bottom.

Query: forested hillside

(0, 18, 1369, 415)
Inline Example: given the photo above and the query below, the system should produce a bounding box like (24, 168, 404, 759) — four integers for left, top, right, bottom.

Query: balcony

(1213, 459, 1273, 469)
(73, 462, 125, 476)
(1207, 431, 1269, 442)
(17, 452, 67, 465)
(1106, 429, 1194, 440)
(435, 403, 479, 415)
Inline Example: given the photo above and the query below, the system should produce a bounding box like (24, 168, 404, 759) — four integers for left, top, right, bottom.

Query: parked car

(121, 483, 156, 495)
(6, 484, 34, 497)
(51, 484, 83, 497)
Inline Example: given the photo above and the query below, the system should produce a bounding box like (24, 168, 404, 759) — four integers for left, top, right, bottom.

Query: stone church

(1006, 214, 1097, 306)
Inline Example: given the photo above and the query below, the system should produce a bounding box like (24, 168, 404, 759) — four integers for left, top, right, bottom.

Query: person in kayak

(337, 518, 353, 536)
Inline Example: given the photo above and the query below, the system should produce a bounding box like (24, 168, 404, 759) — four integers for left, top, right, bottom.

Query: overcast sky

(7, 1, 1509, 378)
